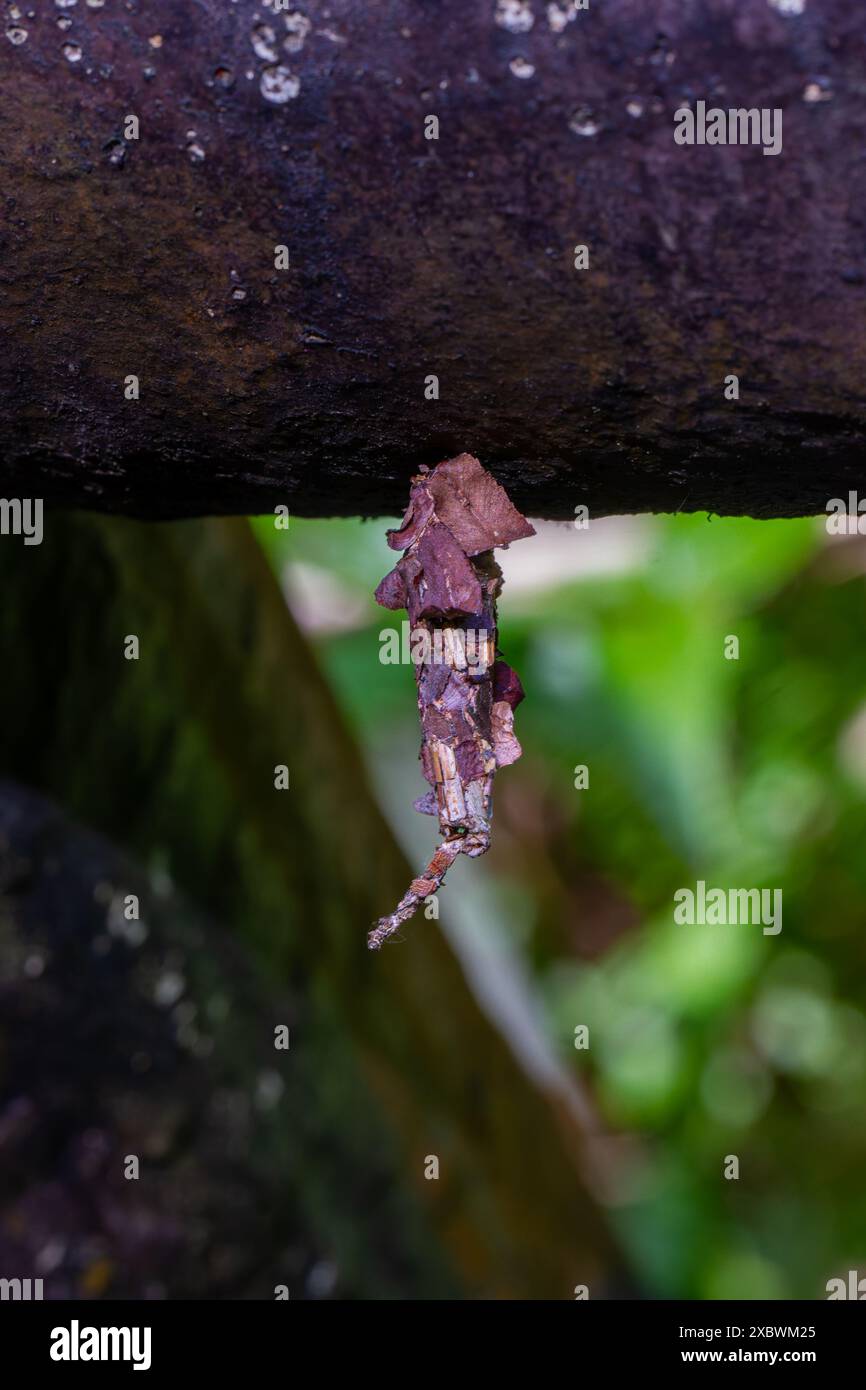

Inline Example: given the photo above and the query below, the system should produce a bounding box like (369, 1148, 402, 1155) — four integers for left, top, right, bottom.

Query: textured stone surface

(0, 0, 862, 519)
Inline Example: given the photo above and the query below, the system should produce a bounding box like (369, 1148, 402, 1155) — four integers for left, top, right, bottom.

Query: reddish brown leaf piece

(426, 453, 536, 555)
(368, 455, 535, 950)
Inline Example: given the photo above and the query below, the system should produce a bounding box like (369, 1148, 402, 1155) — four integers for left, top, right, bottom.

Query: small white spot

(317, 27, 346, 44)
(62, 40, 82, 61)
(256, 1069, 284, 1109)
(626, 99, 644, 118)
(803, 79, 832, 103)
(6, 24, 27, 42)
(283, 11, 311, 53)
(547, 1, 582, 32)
(509, 56, 535, 79)
(768, 0, 805, 14)
(494, 0, 534, 34)
(55, 0, 77, 7)
(86, 0, 106, 7)
(35, 1239, 66, 1274)
(260, 64, 300, 103)
(148, 34, 162, 49)
(24, 953, 45, 978)
(186, 130, 205, 162)
(154, 970, 185, 1008)
(569, 106, 599, 136)
(57, 16, 72, 28)
(251, 21, 277, 62)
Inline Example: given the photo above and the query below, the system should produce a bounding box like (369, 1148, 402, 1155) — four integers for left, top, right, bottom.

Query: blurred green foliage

(254, 510, 866, 1300)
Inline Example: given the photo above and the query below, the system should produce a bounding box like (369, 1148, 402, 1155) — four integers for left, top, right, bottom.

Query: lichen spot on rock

(260, 64, 300, 104)
(768, 0, 805, 15)
(251, 22, 278, 63)
(186, 131, 206, 163)
(494, 0, 535, 35)
(283, 12, 311, 54)
(569, 106, 600, 137)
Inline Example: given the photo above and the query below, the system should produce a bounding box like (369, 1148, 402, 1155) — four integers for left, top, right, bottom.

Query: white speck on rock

(509, 56, 535, 79)
(768, 0, 805, 14)
(283, 11, 311, 53)
(547, 1, 582, 32)
(6, 25, 28, 42)
(494, 0, 534, 34)
(569, 105, 599, 136)
(260, 63, 300, 102)
(803, 78, 832, 103)
(626, 98, 644, 118)
(62, 40, 82, 61)
(251, 21, 278, 62)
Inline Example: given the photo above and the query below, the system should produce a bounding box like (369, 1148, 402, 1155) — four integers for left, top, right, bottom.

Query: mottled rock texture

(0, 0, 862, 519)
